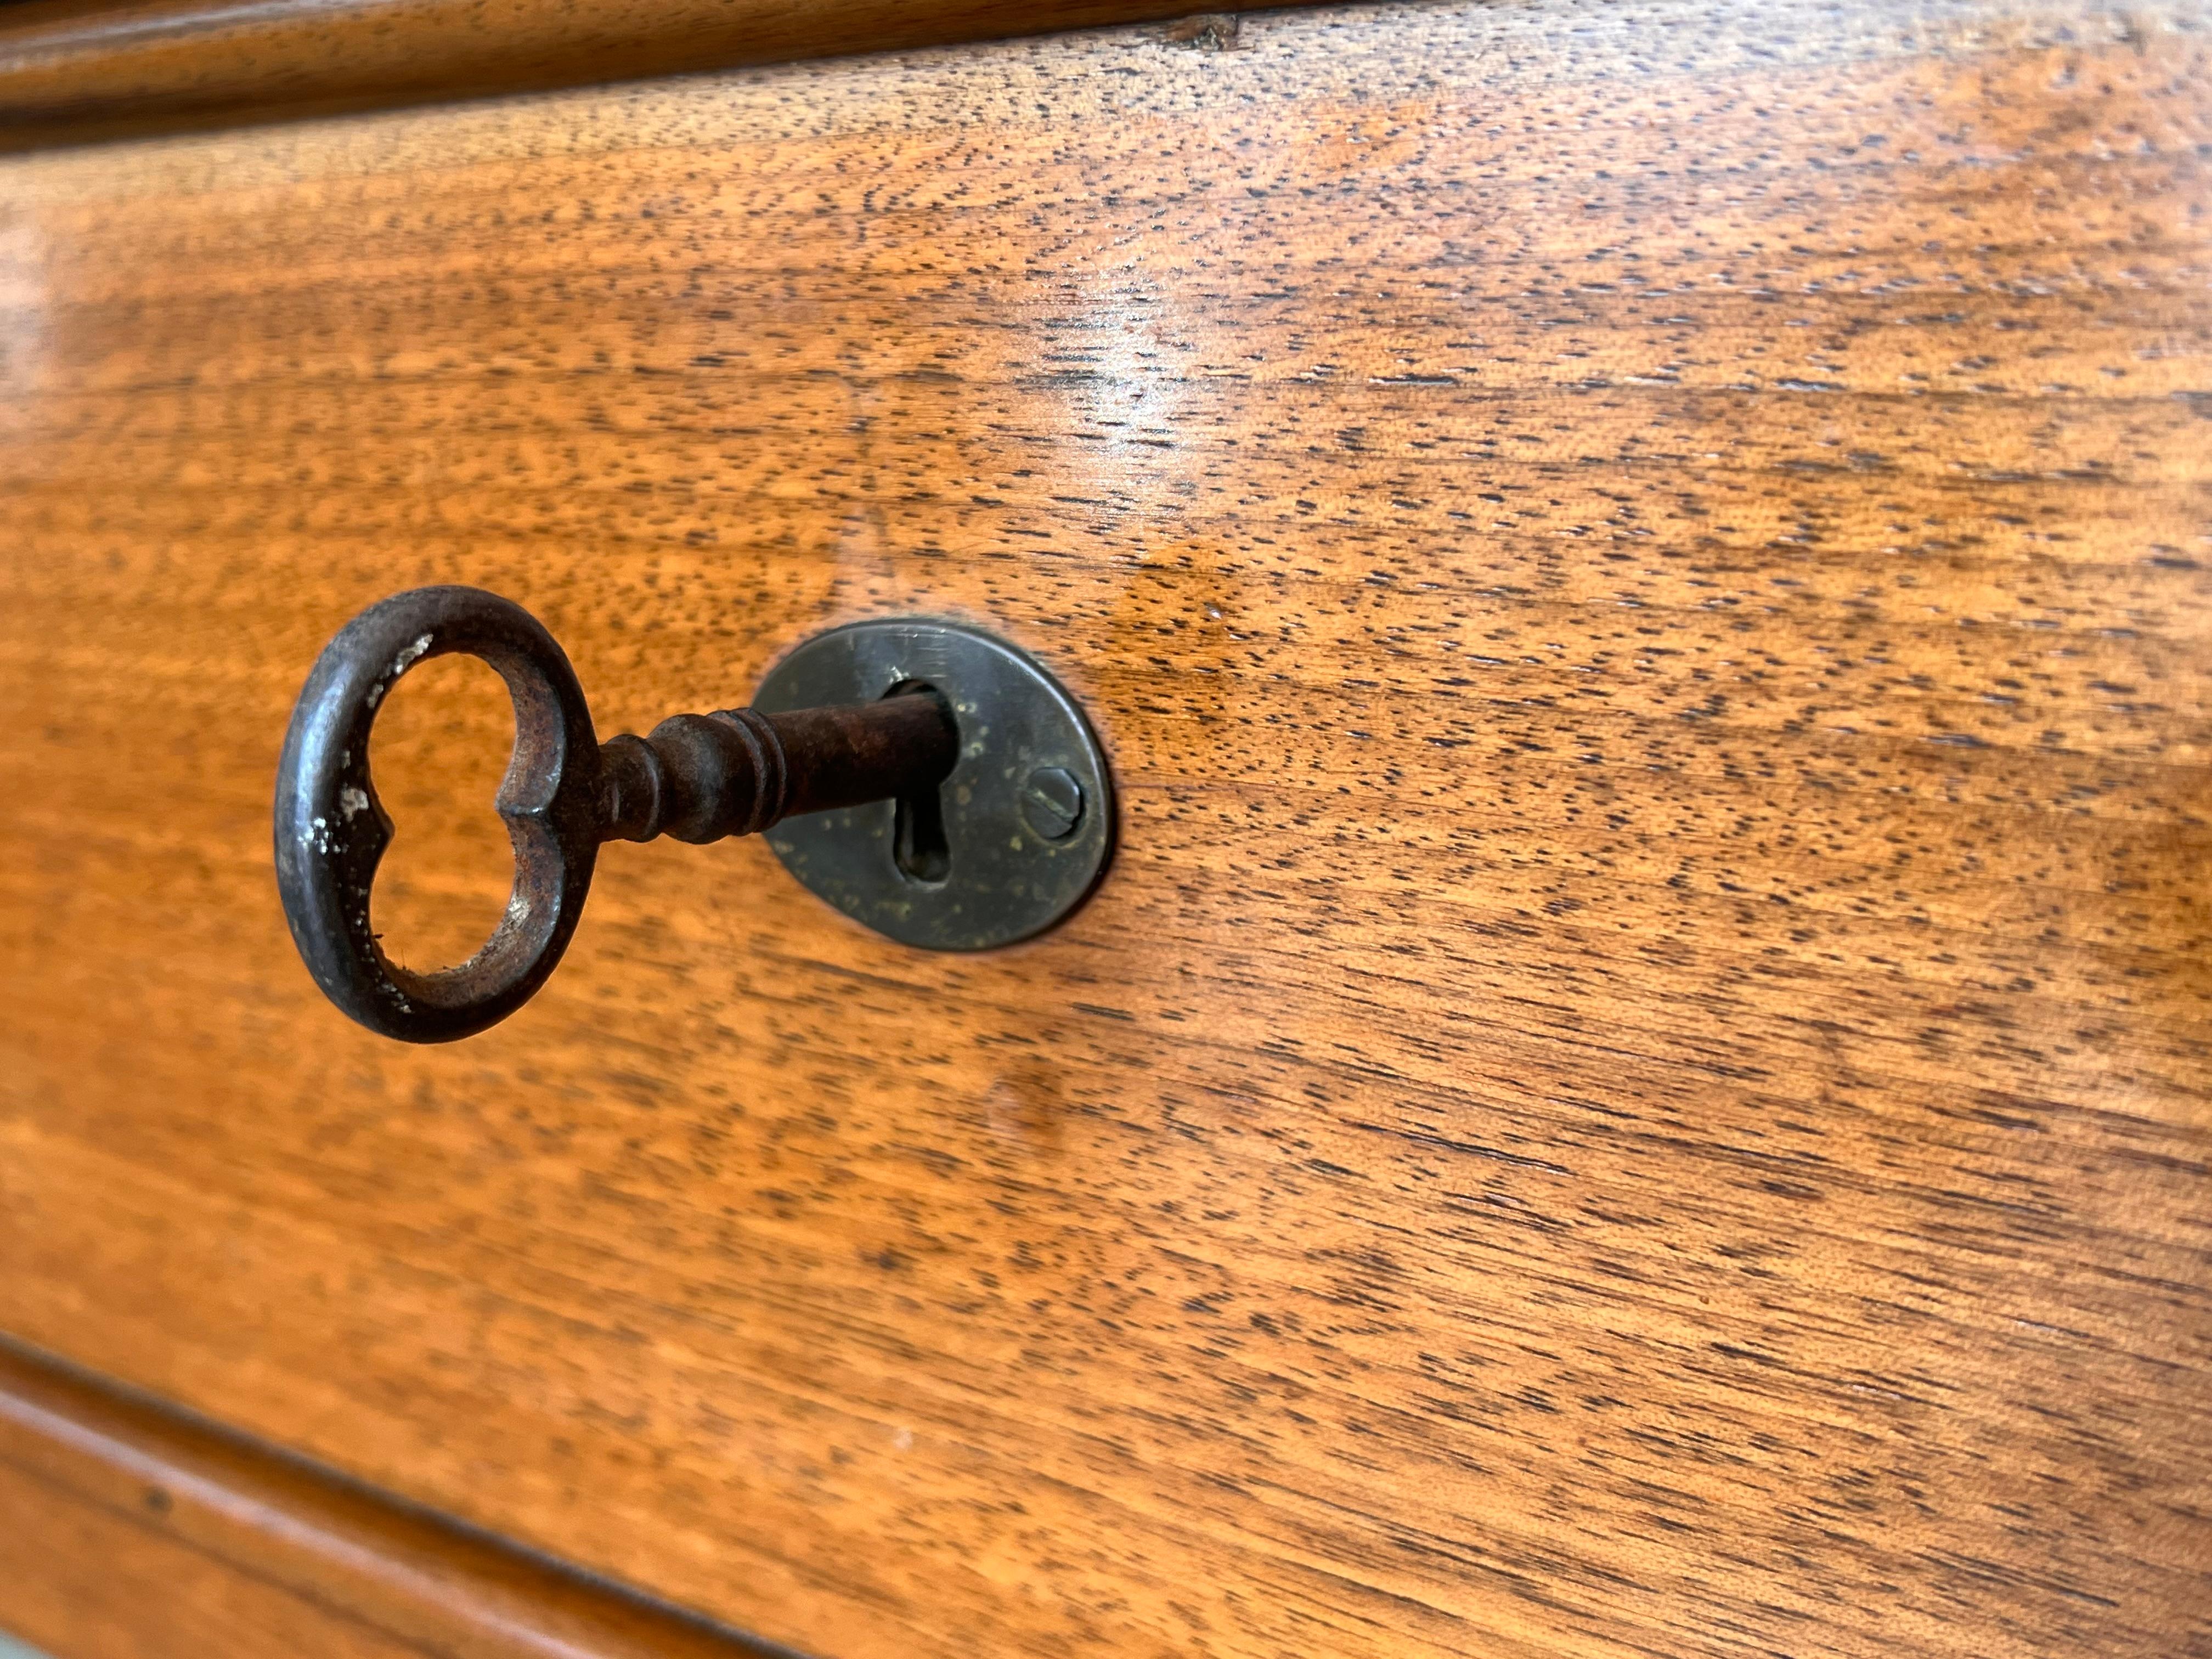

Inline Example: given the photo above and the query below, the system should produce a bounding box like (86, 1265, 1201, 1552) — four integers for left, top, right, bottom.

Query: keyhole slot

(885, 680, 952, 885)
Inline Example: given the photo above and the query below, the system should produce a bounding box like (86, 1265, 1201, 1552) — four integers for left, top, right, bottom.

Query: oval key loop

(274, 585, 996, 1043)
(273, 586, 605, 1043)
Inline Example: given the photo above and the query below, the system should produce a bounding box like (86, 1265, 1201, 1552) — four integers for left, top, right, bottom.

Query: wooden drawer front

(1, 3, 2208, 1656)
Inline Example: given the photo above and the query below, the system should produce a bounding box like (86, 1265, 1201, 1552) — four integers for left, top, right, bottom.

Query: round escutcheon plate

(752, 618, 1114, 950)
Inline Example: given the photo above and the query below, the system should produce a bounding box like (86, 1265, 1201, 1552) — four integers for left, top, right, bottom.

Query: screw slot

(1019, 767, 1085, 843)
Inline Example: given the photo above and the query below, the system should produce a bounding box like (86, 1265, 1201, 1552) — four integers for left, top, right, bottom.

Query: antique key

(274, 586, 1111, 1043)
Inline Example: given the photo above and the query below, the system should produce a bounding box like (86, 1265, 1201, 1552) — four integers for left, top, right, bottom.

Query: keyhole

(886, 680, 952, 885)
(368, 652, 518, 970)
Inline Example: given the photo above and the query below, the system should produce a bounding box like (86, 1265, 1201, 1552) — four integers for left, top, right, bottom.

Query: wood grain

(0, 0, 1259, 151)
(0, 1336, 783, 1659)
(1, 2, 2209, 1656)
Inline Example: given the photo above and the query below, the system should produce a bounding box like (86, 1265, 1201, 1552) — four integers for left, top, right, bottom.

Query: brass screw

(1019, 767, 1084, 842)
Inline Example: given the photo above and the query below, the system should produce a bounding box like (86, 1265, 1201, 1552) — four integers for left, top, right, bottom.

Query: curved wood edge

(0, 0, 1263, 150)
(0, 1333, 798, 1659)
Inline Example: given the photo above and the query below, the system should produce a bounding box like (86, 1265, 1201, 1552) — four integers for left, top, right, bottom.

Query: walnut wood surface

(0, 3, 2208, 1657)
(0, 0, 1258, 151)
(0, 1335, 781, 1659)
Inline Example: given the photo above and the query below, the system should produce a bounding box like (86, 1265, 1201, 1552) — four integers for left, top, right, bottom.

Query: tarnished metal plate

(752, 619, 1113, 950)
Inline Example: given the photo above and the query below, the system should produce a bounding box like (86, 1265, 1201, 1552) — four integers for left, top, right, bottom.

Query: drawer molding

(0, 1335, 793, 1659)
(0, 0, 1263, 151)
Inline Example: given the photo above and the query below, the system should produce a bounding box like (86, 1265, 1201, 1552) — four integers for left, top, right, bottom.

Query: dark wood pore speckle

(0, 4, 2208, 1657)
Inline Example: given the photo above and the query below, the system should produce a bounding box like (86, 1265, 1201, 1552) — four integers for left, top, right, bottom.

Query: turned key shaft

(597, 691, 958, 846)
